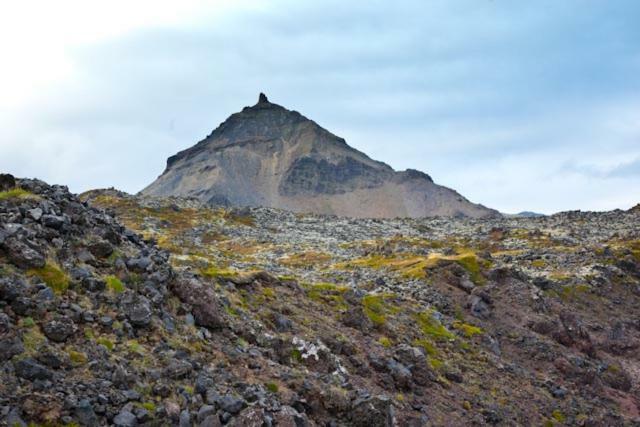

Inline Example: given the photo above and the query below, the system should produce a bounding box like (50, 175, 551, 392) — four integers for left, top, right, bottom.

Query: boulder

(0, 173, 16, 191)
(113, 409, 138, 427)
(170, 277, 226, 329)
(14, 358, 53, 381)
(122, 294, 152, 327)
(43, 316, 76, 342)
(350, 396, 395, 427)
(1, 238, 45, 269)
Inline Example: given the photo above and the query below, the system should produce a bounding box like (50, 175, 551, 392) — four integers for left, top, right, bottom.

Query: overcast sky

(1, 0, 639, 214)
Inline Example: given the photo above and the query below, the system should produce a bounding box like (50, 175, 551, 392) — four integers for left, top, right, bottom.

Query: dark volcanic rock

(350, 396, 395, 427)
(14, 358, 53, 381)
(42, 316, 76, 342)
(122, 294, 152, 327)
(1, 237, 45, 269)
(170, 277, 226, 329)
(0, 173, 16, 191)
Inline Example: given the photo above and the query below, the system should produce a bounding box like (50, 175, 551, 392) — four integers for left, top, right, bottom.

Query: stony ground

(1, 176, 639, 426)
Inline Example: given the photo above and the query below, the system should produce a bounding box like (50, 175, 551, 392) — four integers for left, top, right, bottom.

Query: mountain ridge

(141, 94, 499, 219)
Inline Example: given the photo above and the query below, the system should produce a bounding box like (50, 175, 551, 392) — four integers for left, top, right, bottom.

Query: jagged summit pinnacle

(141, 96, 499, 219)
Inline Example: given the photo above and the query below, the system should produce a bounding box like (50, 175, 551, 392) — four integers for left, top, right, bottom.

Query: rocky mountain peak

(257, 92, 269, 104)
(142, 96, 499, 219)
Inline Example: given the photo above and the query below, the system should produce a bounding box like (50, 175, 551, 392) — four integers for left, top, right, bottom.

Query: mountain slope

(2, 174, 640, 425)
(141, 94, 498, 219)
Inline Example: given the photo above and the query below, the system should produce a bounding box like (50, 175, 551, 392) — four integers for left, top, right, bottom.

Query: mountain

(141, 94, 498, 219)
(515, 211, 546, 217)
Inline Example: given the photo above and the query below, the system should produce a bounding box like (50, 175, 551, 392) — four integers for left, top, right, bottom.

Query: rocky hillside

(2, 174, 640, 426)
(141, 94, 497, 219)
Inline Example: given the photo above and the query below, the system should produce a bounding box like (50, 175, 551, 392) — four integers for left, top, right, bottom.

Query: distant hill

(141, 94, 499, 219)
(505, 211, 546, 218)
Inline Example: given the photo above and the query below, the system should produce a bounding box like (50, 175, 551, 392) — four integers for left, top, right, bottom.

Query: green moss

(67, 349, 88, 366)
(378, 336, 392, 348)
(22, 328, 46, 355)
(531, 259, 546, 268)
(551, 409, 565, 423)
(262, 287, 276, 299)
(415, 311, 454, 341)
(413, 338, 438, 356)
(558, 284, 590, 302)
(126, 339, 144, 355)
(107, 249, 123, 265)
(224, 304, 239, 317)
(428, 357, 444, 370)
(0, 187, 34, 201)
(265, 382, 279, 393)
(201, 265, 238, 279)
(20, 317, 35, 328)
(306, 283, 349, 310)
(106, 275, 125, 293)
(291, 348, 303, 363)
(453, 321, 483, 338)
(456, 254, 485, 285)
(139, 402, 156, 412)
(363, 294, 395, 327)
(96, 337, 114, 351)
(27, 263, 70, 294)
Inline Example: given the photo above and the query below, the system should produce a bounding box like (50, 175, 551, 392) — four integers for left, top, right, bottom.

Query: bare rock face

(141, 94, 498, 219)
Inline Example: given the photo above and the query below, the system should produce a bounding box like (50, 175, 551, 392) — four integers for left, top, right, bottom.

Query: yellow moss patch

(261, 287, 276, 299)
(22, 328, 46, 355)
(531, 259, 546, 268)
(201, 265, 238, 279)
(453, 321, 483, 338)
(27, 263, 69, 294)
(428, 357, 444, 370)
(106, 275, 125, 293)
(126, 339, 145, 355)
(306, 283, 349, 310)
(67, 349, 88, 366)
(551, 409, 566, 423)
(96, 337, 115, 351)
(378, 336, 393, 348)
(415, 311, 454, 341)
(362, 293, 396, 326)
(342, 251, 487, 284)
(265, 382, 279, 393)
(413, 338, 438, 356)
(0, 187, 36, 201)
(558, 284, 590, 302)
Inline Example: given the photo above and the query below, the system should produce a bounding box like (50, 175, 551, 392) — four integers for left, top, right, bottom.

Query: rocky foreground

(1, 176, 639, 426)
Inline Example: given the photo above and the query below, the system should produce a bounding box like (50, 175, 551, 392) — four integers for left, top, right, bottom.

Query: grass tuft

(106, 275, 125, 293)
(453, 321, 483, 338)
(0, 187, 35, 201)
(415, 311, 454, 341)
(27, 263, 70, 294)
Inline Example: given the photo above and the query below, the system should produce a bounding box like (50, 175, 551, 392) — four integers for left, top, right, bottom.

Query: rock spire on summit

(258, 92, 269, 103)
